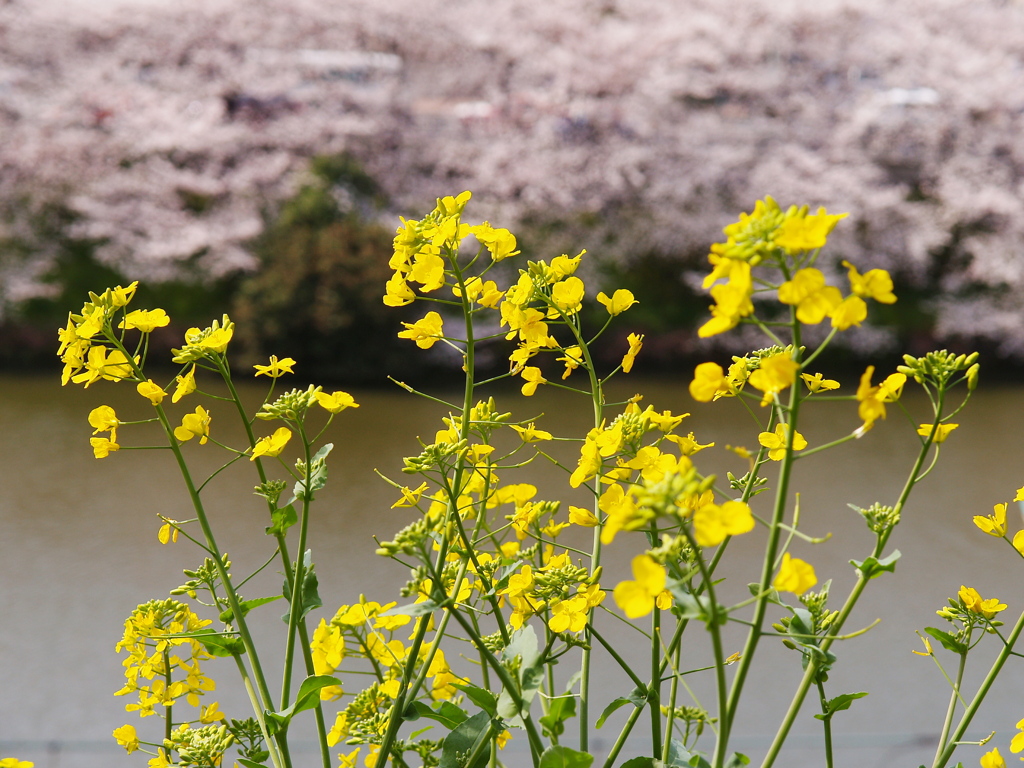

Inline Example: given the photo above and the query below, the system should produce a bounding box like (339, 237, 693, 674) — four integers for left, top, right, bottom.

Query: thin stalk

(662, 637, 681, 762)
(650, 608, 662, 751)
(281, 424, 314, 709)
(720, 373, 803, 766)
(815, 679, 833, 768)
(932, 651, 967, 767)
(601, 701, 645, 768)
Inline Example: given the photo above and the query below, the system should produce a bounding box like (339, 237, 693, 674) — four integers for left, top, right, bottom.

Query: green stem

(815, 679, 833, 768)
(720, 380, 802, 766)
(650, 608, 662, 751)
(281, 424, 313, 710)
(601, 700, 645, 768)
(933, 651, 967, 767)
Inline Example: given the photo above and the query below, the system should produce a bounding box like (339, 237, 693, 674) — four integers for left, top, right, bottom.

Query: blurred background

(2, 0, 1024, 766)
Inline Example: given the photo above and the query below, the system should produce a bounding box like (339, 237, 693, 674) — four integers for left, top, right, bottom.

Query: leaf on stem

(538, 745, 593, 768)
(850, 549, 901, 580)
(813, 691, 868, 720)
(219, 595, 284, 623)
(439, 711, 492, 768)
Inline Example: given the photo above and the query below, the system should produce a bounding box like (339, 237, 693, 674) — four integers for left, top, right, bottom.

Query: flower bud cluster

(898, 351, 980, 390)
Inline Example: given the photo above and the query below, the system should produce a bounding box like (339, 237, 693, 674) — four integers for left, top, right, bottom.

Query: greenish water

(2, 373, 1023, 767)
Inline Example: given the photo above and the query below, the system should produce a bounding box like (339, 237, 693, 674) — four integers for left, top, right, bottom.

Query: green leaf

(379, 600, 440, 618)
(267, 675, 340, 729)
(403, 700, 469, 730)
(595, 686, 647, 729)
(924, 627, 968, 655)
(439, 711, 492, 768)
(851, 549, 901, 580)
(293, 443, 333, 502)
(220, 595, 283, 624)
(237, 760, 269, 768)
(265, 504, 297, 536)
(281, 554, 322, 623)
(725, 754, 750, 768)
(503, 625, 540, 669)
(619, 759, 658, 768)
(539, 745, 593, 768)
(540, 695, 577, 738)
(813, 691, 868, 720)
(451, 683, 498, 716)
(187, 628, 246, 657)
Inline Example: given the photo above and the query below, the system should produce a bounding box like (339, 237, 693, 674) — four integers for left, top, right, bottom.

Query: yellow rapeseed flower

(253, 355, 296, 378)
(119, 308, 170, 333)
(316, 391, 359, 413)
(596, 289, 638, 316)
(757, 423, 808, 461)
(174, 406, 211, 444)
(398, 311, 445, 349)
(613, 555, 667, 619)
(773, 553, 817, 595)
(510, 423, 553, 442)
(692, 500, 754, 547)
(112, 724, 138, 753)
(843, 260, 897, 304)
(801, 372, 839, 393)
(621, 333, 643, 373)
(959, 585, 1007, 619)
(776, 268, 842, 325)
(520, 366, 546, 396)
(772, 209, 847, 253)
(689, 362, 728, 403)
(980, 747, 1006, 768)
(136, 380, 167, 405)
(172, 364, 197, 403)
(917, 423, 959, 443)
(251, 427, 292, 461)
(970, 501, 1003, 536)
(550, 276, 585, 315)
(748, 353, 798, 407)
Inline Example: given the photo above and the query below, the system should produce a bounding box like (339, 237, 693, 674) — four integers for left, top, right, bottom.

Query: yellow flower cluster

(114, 600, 218, 719)
(696, 198, 892, 339)
(57, 282, 148, 386)
(385, 193, 642, 395)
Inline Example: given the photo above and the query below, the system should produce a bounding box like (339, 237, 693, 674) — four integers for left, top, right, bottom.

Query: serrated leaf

(265, 504, 297, 536)
(924, 626, 968, 655)
(595, 686, 647, 728)
(220, 595, 283, 624)
(539, 745, 593, 768)
(451, 683, 497, 716)
(850, 549, 901, 580)
(439, 711, 492, 768)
